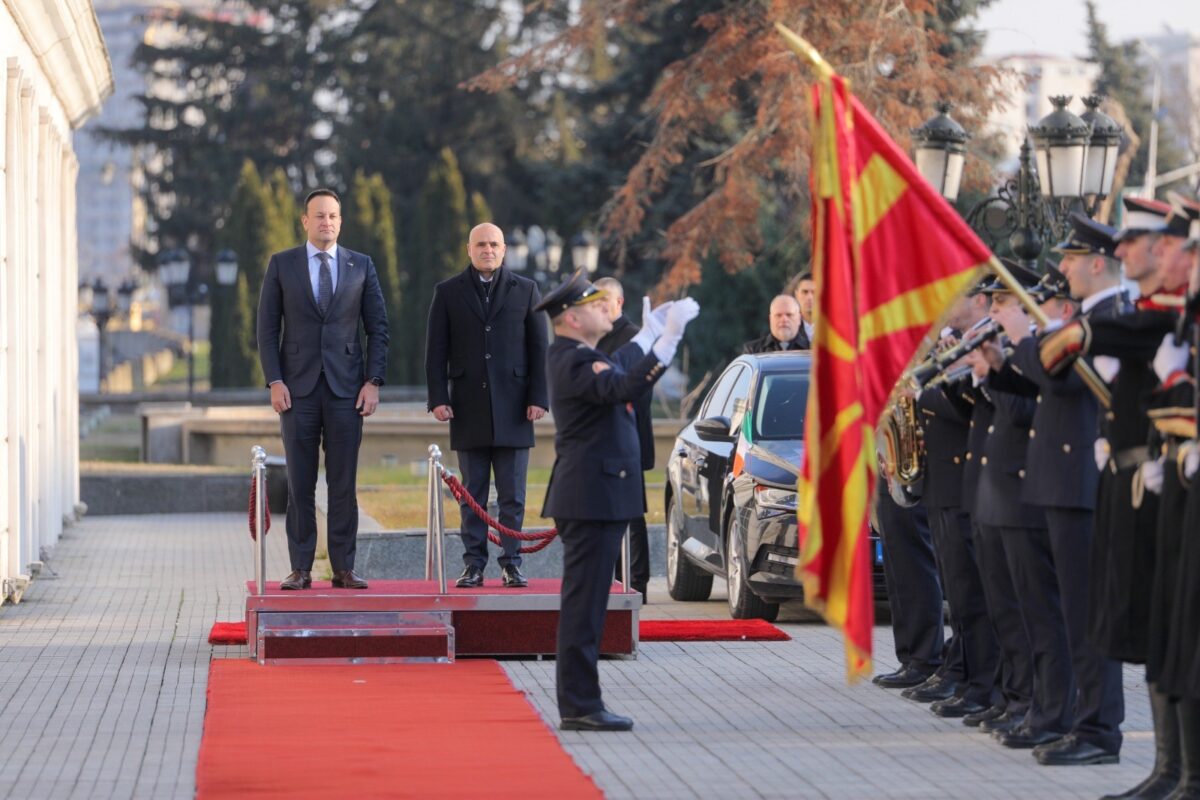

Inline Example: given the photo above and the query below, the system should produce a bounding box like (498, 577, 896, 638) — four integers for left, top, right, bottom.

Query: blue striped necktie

(317, 252, 332, 315)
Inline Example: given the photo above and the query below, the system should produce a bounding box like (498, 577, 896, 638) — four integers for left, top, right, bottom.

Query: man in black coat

(257, 188, 390, 591)
(425, 223, 549, 589)
(538, 271, 699, 731)
(594, 277, 654, 603)
(743, 295, 810, 353)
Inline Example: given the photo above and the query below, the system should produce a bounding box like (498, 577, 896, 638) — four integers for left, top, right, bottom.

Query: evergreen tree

(403, 148, 470, 381)
(268, 168, 301, 253)
(343, 171, 405, 383)
(469, 191, 493, 227)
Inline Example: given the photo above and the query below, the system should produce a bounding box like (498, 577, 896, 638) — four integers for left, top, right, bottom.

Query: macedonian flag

(778, 24, 992, 681)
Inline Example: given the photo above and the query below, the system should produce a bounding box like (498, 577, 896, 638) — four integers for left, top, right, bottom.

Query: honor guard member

(914, 303, 1000, 720)
(969, 264, 1073, 751)
(1038, 200, 1194, 797)
(537, 270, 700, 732)
(989, 214, 1128, 766)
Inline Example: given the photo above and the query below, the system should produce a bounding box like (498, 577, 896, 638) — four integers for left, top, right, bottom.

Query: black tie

(317, 252, 332, 315)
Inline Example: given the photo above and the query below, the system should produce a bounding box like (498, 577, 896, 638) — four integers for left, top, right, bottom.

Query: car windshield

(753, 372, 809, 440)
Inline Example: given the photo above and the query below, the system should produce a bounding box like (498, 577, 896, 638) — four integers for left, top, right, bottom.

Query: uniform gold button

(987, 425, 994, 434)
(1036, 395, 1042, 403)
(981, 456, 988, 465)
(1062, 444, 1071, 453)
(969, 421, 975, 428)
(953, 456, 961, 464)
(618, 470, 627, 478)
(966, 452, 972, 460)
(1018, 469, 1026, 478)
(1029, 429, 1036, 438)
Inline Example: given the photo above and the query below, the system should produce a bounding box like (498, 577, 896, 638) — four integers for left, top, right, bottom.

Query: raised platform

(245, 579, 641, 664)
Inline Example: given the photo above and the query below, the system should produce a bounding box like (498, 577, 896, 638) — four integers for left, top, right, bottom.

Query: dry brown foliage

(468, 1, 1003, 291)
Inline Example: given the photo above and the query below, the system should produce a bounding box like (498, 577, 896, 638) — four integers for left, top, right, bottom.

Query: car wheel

(665, 495, 713, 602)
(725, 511, 780, 622)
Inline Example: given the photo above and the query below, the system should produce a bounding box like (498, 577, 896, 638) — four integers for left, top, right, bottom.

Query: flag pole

(774, 23, 834, 80)
(987, 256, 1112, 408)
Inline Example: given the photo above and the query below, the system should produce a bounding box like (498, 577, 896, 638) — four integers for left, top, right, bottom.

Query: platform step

(256, 611, 454, 665)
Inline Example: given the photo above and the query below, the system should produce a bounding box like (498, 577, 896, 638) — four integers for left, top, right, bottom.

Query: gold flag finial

(774, 22, 834, 79)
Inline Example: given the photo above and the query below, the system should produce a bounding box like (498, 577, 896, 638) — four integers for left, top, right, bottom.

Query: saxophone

(877, 393, 925, 507)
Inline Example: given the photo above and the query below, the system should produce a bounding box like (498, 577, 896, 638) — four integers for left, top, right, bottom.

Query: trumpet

(910, 317, 1006, 387)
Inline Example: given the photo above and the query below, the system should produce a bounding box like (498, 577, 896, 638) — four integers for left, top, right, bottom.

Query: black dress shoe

(560, 710, 634, 732)
(962, 704, 1006, 728)
(874, 666, 933, 689)
(999, 725, 1065, 749)
(331, 569, 368, 589)
(280, 570, 311, 590)
(1035, 736, 1119, 766)
(903, 675, 958, 703)
(456, 566, 485, 588)
(980, 709, 1026, 734)
(931, 696, 988, 719)
(501, 564, 528, 588)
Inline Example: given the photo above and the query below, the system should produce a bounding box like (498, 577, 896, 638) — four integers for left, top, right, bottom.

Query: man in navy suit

(538, 270, 698, 731)
(257, 188, 390, 591)
(425, 223, 549, 589)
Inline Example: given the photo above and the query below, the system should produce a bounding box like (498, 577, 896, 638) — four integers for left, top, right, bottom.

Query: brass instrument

(877, 394, 924, 508)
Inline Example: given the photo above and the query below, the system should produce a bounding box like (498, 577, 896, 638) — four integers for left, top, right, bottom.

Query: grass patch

(360, 479, 667, 530)
(161, 340, 210, 384)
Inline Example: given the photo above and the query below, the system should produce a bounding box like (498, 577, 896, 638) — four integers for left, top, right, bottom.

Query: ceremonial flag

(777, 24, 992, 681)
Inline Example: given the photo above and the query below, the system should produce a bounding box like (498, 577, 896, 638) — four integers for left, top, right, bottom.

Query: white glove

(1093, 355, 1120, 384)
(652, 297, 701, 364)
(641, 297, 673, 338)
(1185, 443, 1200, 481)
(1153, 334, 1190, 384)
(1141, 458, 1164, 495)
(1094, 437, 1110, 472)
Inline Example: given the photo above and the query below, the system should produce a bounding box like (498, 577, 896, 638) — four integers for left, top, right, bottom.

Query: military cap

(1113, 195, 1170, 243)
(1161, 193, 1199, 238)
(1052, 211, 1117, 256)
(978, 258, 1042, 294)
(533, 268, 608, 318)
(1039, 263, 1073, 300)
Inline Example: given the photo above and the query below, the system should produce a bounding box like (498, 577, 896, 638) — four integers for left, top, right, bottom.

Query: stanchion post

(622, 528, 632, 593)
(251, 445, 267, 595)
(430, 444, 447, 593)
(425, 446, 436, 581)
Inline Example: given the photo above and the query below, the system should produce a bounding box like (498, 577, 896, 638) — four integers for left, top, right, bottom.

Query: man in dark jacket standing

(594, 277, 653, 602)
(743, 295, 810, 353)
(538, 271, 699, 731)
(426, 223, 549, 588)
(257, 188, 390, 591)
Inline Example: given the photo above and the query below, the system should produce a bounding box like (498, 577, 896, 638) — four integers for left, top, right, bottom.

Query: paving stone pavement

(0, 513, 1155, 799)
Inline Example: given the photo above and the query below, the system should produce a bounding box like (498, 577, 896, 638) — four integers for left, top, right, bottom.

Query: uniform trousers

(927, 507, 999, 705)
(1045, 506, 1124, 753)
(456, 446, 529, 569)
(556, 519, 627, 718)
(999, 523, 1074, 735)
(972, 523, 1032, 713)
(280, 373, 363, 572)
(874, 485, 949, 675)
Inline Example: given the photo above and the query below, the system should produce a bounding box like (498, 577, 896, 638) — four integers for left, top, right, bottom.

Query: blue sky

(977, 0, 1200, 57)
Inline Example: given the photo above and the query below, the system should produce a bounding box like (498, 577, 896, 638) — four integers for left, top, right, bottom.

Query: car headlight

(754, 484, 797, 518)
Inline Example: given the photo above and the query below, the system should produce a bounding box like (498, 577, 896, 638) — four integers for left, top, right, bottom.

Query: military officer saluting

(536, 270, 700, 732)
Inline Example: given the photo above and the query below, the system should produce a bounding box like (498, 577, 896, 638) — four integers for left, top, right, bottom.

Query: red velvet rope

(440, 471, 557, 554)
(248, 475, 271, 540)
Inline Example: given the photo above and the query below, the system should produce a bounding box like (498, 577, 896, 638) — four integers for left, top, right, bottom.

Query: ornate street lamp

(90, 277, 113, 388)
(1079, 96, 1121, 201)
(505, 227, 528, 271)
(78, 279, 93, 316)
(571, 230, 600, 274)
(545, 229, 563, 274)
(912, 102, 969, 202)
(215, 249, 239, 287)
(116, 280, 136, 316)
(1028, 95, 1090, 201)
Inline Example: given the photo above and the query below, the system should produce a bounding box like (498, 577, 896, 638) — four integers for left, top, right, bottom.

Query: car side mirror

(694, 415, 735, 443)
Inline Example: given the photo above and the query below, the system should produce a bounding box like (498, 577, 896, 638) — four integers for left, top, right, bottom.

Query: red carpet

(196, 660, 601, 799)
(639, 619, 791, 642)
(209, 618, 790, 646)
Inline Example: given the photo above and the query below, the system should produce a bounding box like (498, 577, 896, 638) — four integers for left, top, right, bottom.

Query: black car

(664, 352, 886, 621)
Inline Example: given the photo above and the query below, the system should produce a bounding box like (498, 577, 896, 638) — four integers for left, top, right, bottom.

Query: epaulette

(1148, 406, 1197, 440)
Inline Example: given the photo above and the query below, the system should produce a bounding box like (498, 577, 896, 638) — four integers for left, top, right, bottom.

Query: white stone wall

(0, 0, 111, 603)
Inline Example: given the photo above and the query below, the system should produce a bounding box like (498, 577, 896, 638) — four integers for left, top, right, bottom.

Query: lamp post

(89, 277, 113, 388)
(158, 248, 208, 399)
(215, 249, 239, 288)
(913, 95, 1118, 268)
(571, 230, 600, 274)
(505, 227, 528, 271)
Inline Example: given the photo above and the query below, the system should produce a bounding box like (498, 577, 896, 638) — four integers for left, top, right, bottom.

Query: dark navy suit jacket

(257, 244, 389, 398)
